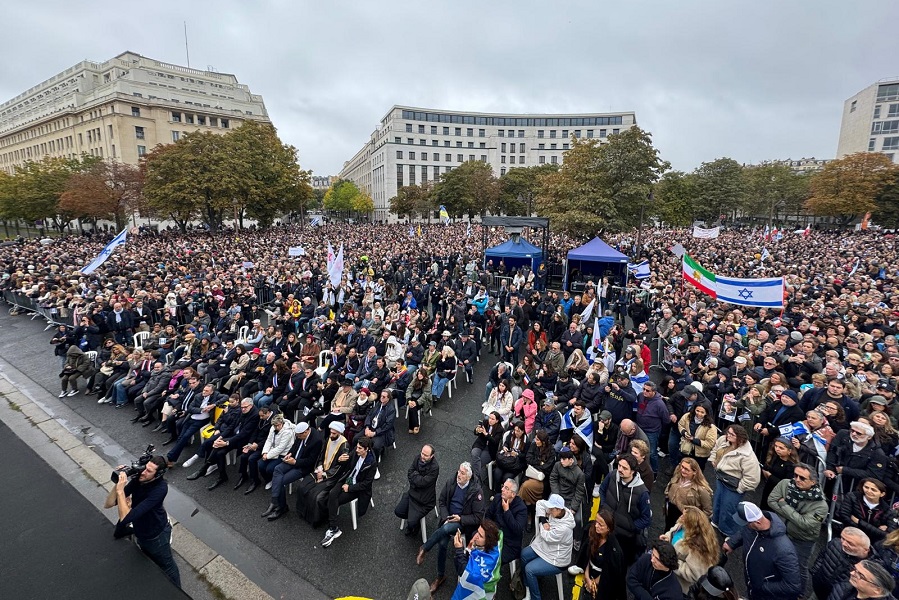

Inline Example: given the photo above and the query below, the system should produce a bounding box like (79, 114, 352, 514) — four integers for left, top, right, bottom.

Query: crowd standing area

(3, 222, 899, 600)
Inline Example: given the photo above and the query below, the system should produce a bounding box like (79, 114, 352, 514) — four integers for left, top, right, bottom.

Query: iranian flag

(683, 253, 716, 298)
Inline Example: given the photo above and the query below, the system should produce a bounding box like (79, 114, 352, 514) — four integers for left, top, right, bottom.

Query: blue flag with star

(715, 275, 783, 308)
(82, 229, 128, 275)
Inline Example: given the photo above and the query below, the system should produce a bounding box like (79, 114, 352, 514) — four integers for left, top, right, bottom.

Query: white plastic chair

(315, 350, 330, 378)
(133, 331, 150, 351)
(84, 350, 98, 366)
(236, 325, 250, 344)
(509, 560, 564, 599)
(346, 497, 375, 530)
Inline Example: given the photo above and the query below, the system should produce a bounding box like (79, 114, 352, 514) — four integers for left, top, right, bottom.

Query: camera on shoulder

(111, 444, 156, 483)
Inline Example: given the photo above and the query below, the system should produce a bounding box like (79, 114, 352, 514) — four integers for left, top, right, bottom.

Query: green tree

(229, 121, 312, 228)
(352, 191, 374, 214)
(805, 152, 898, 223)
(692, 158, 745, 222)
(433, 160, 499, 218)
(741, 163, 809, 224)
(600, 127, 669, 228)
(874, 172, 899, 228)
(389, 183, 434, 220)
(498, 164, 559, 215)
(12, 154, 102, 231)
(323, 180, 361, 213)
(652, 170, 697, 226)
(536, 138, 612, 237)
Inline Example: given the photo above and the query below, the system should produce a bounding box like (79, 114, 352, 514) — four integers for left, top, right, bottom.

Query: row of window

(408, 124, 486, 137)
(872, 120, 899, 135)
(170, 111, 229, 127)
(396, 152, 490, 162)
(872, 104, 899, 119)
(400, 109, 624, 127)
(868, 137, 899, 151)
(394, 156, 562, 188)
(402, 123, 618, 139)
(877, 84, 899, 103)
(392, 138, 577, 153)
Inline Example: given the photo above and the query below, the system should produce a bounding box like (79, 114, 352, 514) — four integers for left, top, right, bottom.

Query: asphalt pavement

(0, 418, 187, 600)
(0, 309, 761, 600)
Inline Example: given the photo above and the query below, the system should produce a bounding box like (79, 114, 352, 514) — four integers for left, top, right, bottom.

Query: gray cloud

(2, 0, 897, 176)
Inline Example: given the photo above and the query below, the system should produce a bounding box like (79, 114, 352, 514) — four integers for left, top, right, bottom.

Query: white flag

(580, 298, 595, 322)
(82, 229, 127, 274)
(328, 243, 344, 288)
(692, 225, 720, 239)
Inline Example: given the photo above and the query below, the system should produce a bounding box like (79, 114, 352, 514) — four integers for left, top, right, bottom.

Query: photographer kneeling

(105, 455, 181, 588)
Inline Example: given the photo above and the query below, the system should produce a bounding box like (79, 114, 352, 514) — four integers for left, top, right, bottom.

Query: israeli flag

(466, 221, 472, 238)
(627, 260, 651, 280)
(310, 216, 323, 227)
(560, 407, 594, 446)
(82, 229, 127, 275)
(760, 248, 770, 263)
(716, 276, 784, 308)
(409, 225, 415, 238)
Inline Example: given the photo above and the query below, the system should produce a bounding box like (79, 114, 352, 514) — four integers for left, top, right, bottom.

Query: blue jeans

(520, 545, 562, 600)
(423, 521, 460, 577)
(485, 381, 496, 403)
(432, 374, 450, 400)
(645, 430, 660, 473)
(253, 391, 273, 408)
(137, 523, 181, 588)
(113, 379, 130, 406)
(712, 483, 743, 537)
(667, 428, 683, 468)
(166, 418, 208, 462)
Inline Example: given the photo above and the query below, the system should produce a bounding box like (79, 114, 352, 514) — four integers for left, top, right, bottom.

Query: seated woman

(491, 420, 530, 493)
(431, 346, 457, 401)
(482, 379, 514, 423)
(405, 369, 433, 435)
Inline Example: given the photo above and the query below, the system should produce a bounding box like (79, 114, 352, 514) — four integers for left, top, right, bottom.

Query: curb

(0, 373, 274, 600)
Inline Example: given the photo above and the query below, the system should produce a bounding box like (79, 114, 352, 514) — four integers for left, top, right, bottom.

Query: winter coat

(406, 456, 440, 514)
(726, 512, 802, 600)
(485, 494, 528, 564)
(837, 490, 891, 542)
(811, 537, 874, 600)
(626, 551, 683, 600)
(826, 430, 888, 487)
(677, 414, 718, 458)
(64, 345, 93, 376)
(437, 476, 486, 535)
(529, 499, 575, 567)
(635, 392, 670, 434)
(599, 472, 652, 539)
(603, 385, 637, 425)
(261, 420, 296, 458)
(766, 478, 828, 542)
(550, 461, 585, 515)
(710, 437, 761, 494)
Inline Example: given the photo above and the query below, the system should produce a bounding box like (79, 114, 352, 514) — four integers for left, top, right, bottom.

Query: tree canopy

(804, 152, 899, 222)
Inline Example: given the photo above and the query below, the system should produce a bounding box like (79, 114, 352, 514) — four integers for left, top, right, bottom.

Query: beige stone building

(837, 78, 899, 164)
(0, 51, 269, 174)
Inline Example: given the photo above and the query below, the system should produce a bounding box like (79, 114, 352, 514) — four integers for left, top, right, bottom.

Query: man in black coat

(262, 421, 324, 521)
(395, 444, 440, 536)
(235, 405, 275, 492)
(810, 527, 873, 600)
(455, 332, 478, 383)
(204, 399, 260, 490)
(484, 478, 528, 565)
(825, 421, 888, 489)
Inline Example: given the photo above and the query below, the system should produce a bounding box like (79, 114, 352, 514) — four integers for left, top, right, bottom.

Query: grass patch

(196, 572, 229, 600)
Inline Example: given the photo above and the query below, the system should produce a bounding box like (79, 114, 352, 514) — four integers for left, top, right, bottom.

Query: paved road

(0, 419, 186, 600)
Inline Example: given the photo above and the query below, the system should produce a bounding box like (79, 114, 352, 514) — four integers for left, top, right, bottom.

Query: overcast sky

(3, 1, 897, 177)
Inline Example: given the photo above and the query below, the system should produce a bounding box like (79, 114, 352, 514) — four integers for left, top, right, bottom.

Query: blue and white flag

(760, 248, 770, 263)
(409, 225, 415, 238)
(627, 260, 651, 280)
(716, 275, 784, 308)
(82, 229, 127, 274)
(310, 216, 323, 227)
(466, 221, 472, 238)
(848, 257, 861, 277)
(560, 407, 594, 446)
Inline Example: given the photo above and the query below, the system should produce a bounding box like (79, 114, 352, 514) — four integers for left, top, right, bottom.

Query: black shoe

(130, 415, 143, 423)
(186, 469, 206, 481)
(244, 482, 259, 495)
(261, 503, 277, 518)
(233, 476, 246, 490)
(151, 423, 165, 433)
(207, 478, 227, 491)
(162, 437, 177, 446)
(142, 419, 156, 428)
(267, 506, 288, 521)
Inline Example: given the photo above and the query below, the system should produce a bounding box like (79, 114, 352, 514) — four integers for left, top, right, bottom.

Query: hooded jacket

(529, 499, 576, 567)
(726, 512, 802, 600)
(599, 471, 652, 539)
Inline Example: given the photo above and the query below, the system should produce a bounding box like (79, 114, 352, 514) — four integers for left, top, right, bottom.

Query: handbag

(509, 564, 527, 600)
(715, 469, 740, 492)
(525, 464, 545, 481)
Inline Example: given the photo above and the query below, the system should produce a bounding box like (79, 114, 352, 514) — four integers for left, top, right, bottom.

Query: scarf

(786, 479, 824, 509)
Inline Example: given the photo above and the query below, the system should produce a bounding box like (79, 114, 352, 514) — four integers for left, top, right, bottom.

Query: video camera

(110, 444, 155, 483)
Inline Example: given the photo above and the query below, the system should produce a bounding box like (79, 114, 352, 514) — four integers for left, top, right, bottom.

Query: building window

(198, 115, 206, 125)
(397, 164, 404, 188)
(551, 143, 557, 150)
(221, 119, 229, 128)
(519, 156, 525, 164)
(172, 131, 180, 142)
(433, 153, 439, 161)
(421, 166, 428, 183)
(538, 143, 545, 150)
(210, 117, 218, 127)
(186, 114, 194, 124)
(394, 137, 401, 144)
(480, 154, 487, 161)
(468, 142, 474, 148)
(445, 154, 451, 161)
(562, 130, 569, 138)
(455, 127, 461, 136)
(874, 106, 882, 119)
(884, 137, 899, 151)
(498, 130, 504, 137)
(537, 130, 545, 138)
(519, 143, 525, 153)
(443, 127, 449, 135)
(130, 106, 141, 118)
(407, 138, 414, 144)
(409, 151, 416, 160)
(510, 156, 516, 164)
(574, 130, 581, 138)
(457, 154, 464, 162)
(873, 121, 899, 134)
(456, 141, 462, 148)
(550, 130, 557, 138)
(612, 129, 619, 135)
(501, 143, 507, 153)
(431, 126, 437, 134)
(432, 140, 438, 146)
(539, 155, 545, 164)
(586, 130, 594, 138)
(420, 139, 426, 145)
(137, 145, 146, 156)
(468, 154, 475, 161)
(878, 84, 899, 102)
(409, 165, 416, 182)
(135, 126, 145, 139)
(500, 167, 506, 176)
(889, 104, 899, 118)
(466, 128, 473, 137)
(444, 141, 450, 147)
(406, 123, 413, 132)
(171, 112, 181, 123)
(396, 151, 403, 159)
(551, 155, 558, 164)
(418, 125, 425, 133)
(518, 130, 524, 138)
(869, 138, 877, 151)
(562, 143, 569, 150)
(850, 100, 857, 112)
(478, 129, 485, 137)
(600, 129, 607, 138)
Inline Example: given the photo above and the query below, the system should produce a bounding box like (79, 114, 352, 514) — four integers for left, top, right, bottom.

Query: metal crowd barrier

(3, 290, 71, 330)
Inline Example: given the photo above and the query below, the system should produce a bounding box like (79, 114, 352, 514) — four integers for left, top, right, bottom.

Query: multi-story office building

(340, 105, 637, 222)
(0, 51, 269, 174)
(837, 78, 899, 164)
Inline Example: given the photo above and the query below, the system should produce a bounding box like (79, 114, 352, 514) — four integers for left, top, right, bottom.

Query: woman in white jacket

(520, 494, 575, 600)
(709, 424, 761, 538)
(256, 415, 295, 488)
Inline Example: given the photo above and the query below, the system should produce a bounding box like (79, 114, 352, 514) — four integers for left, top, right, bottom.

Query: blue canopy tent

(483, 237, 544, 273)
(564, 237, 629, 289)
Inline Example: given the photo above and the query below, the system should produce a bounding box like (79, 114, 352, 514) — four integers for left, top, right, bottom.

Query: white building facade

(837, 78, 899, 164)
(340, 105, 637, 222)
(0, 51, 269, 174)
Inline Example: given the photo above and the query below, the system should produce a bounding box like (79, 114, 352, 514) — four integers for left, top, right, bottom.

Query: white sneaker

(321, 527, 342, 547)
(265, 481, 272, 490)
(568, 565, 584, 576)
(182, 454, 200, 469)
(97, 396, 106, 403)
(205, 464, 218, 476)
(59, 391, 67, 398)
(375, 468, 381, 480)
(66, 389, 79, 397)
(592, 483, 601, 498)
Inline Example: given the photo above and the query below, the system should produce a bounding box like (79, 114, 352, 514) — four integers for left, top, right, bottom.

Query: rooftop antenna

(184, 21, 190, 68)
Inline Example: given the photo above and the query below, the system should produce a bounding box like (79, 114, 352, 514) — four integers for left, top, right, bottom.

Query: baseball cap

(869, 395, 888, 406)
(731, 501, 763, 527)
(673, 360, 686, 368)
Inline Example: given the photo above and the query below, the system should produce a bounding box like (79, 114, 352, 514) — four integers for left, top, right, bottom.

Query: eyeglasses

(850, 565, 873, 584)
(793, 474, 810, 482)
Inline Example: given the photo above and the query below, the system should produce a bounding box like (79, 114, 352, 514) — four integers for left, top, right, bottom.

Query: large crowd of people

(4, 221, 899, 600)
